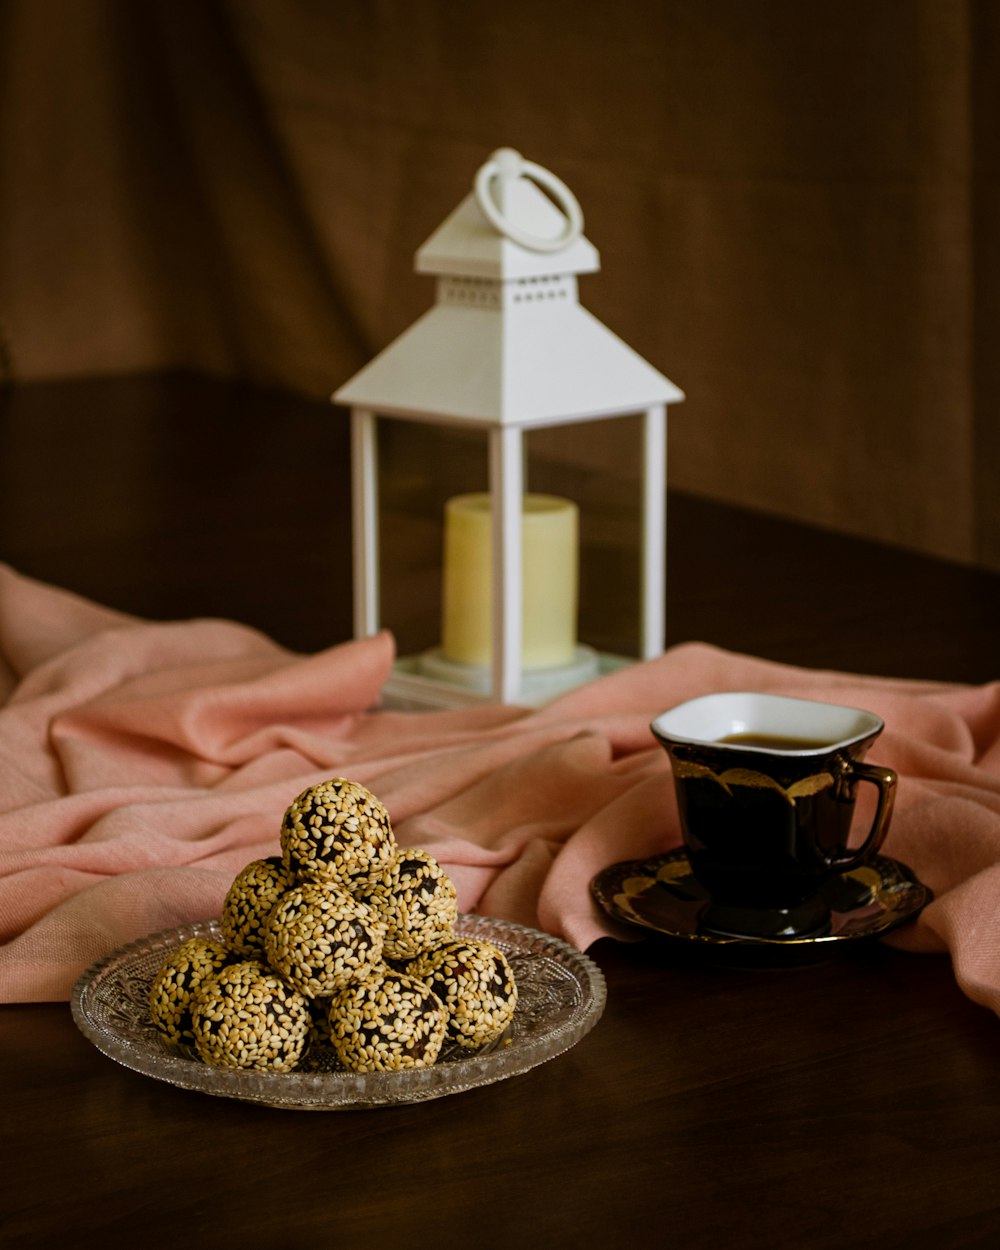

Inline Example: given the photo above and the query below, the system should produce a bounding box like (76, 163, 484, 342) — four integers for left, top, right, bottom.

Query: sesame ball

(149, 936, 235, 1047)
(303, 999, 334, 1055)
(327, 969, 448, 1072)
(379, 848, 458, 961)
(280, 777, 396, 891)
(345, 855, 398, 931)
(190, 961, 310, 1071)
(264, 881, 384, 998)
(409, 938, 518, 1049)
(220, 856, 297, 957)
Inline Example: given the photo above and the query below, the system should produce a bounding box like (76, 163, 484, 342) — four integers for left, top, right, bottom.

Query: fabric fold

(2, 562, 1000, 1022)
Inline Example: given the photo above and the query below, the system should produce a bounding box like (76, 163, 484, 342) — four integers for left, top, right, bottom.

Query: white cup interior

(651, 692, 883, 752)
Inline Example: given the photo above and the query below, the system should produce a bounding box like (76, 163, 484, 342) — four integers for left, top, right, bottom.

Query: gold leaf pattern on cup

(670, 756, 834, 805)
(717, 767, 791, 797)
(786, 773, 835, 800)
(669, 759, 717, 783)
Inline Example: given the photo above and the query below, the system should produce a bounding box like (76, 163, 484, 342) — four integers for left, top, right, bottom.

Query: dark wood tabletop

(2, 374, 999, 1250)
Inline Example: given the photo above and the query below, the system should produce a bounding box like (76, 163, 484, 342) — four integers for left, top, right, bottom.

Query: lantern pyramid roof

(334, 152, 683, 427)
(414, 175, 600, 281)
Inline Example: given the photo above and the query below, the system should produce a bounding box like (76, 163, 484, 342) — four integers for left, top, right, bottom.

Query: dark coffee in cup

(651, 693, 897, 939)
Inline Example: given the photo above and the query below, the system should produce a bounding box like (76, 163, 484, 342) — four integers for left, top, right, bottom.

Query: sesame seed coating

(264, 881, 384, 998)
(220, 856, 297, 957)
(346, 855, 398, 932)
(146, 777, 522, 1080)
(327, 968, 447, 1072)
(280, 777, 396, 891)
(149, 937, 235, 1047)
(379, 848, 458, 960)
(408, 938, 518, 1049)
(190, 961, 310, 1071)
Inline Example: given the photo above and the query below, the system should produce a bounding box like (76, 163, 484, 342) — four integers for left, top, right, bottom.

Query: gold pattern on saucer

(590, 849, 932, 962)
(670, 757, 834, 805)
(845, 863, 882, 894)
(655, 858, 690, 886)
(611, 896, 645, 927)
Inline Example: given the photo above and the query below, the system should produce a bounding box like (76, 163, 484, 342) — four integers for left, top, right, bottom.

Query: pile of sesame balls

(148, 777, 518, 1073)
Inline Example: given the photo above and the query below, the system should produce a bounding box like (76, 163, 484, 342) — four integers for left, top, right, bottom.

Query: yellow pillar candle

(441, 493, 579, 670)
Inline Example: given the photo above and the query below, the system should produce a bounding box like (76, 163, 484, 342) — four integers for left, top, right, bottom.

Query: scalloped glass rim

(71, 914, 606, 1110)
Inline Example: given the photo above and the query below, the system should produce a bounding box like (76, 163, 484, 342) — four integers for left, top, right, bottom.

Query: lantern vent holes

(440, 277, 501, 308)
(511, 276, 572, 303)
(438, 276, 574, 309)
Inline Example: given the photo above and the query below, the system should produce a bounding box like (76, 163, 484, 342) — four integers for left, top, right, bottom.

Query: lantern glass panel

(526, 414, 646, 661)
(377, 418, 487, 658)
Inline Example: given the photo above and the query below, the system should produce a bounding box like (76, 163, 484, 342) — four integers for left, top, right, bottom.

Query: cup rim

(650, 691, 885, 755)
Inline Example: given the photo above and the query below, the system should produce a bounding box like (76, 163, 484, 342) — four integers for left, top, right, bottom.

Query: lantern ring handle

(474, 149, 584, 253)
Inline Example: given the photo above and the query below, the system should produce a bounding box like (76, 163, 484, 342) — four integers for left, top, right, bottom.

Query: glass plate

(71, 914, 606, 1110)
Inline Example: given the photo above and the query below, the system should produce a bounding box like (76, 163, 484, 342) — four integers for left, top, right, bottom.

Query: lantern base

(421, 645, 600, 699)
(379, 646, 623, 710)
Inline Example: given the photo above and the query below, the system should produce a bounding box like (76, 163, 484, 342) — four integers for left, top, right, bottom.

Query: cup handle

(829, 761, 898, 870)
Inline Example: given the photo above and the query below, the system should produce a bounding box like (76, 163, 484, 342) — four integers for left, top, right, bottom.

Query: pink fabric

(2, 564, 1000, 1016)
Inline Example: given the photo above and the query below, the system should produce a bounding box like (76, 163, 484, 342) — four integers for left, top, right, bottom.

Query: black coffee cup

(651, 692, 897, 939)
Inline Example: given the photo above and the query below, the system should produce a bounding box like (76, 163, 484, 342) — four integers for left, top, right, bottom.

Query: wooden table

(2, 374, 999, 1249)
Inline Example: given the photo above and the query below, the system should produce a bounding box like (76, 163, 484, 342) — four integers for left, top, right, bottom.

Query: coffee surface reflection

(716, 732, 834, 751)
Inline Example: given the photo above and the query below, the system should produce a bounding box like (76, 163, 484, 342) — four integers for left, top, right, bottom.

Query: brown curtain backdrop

(1, 0, 997, 570)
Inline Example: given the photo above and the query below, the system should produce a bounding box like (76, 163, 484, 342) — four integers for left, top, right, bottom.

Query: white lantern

(334, 148, 684, 708)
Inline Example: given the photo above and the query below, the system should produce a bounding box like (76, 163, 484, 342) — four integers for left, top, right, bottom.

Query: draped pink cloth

(2, 563, 1000, 1015)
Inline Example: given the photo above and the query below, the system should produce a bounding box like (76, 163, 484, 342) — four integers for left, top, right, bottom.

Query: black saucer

(590, 849, 932, 966)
